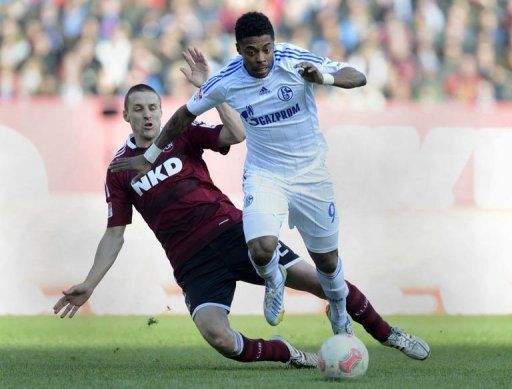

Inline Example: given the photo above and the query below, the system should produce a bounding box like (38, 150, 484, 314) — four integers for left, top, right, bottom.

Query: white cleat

(325, 303, 354, 335)
(270, 335, 318, 368)
(263, 265, 286, 326)
(382, 327, 431, 360)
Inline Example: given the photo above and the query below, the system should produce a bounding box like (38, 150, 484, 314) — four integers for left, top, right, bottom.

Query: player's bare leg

(193, 305, 317, 367)
(284, 260, 324, 298)
(248, 236, 286, 326)
(309, 249, 352, 335)
(193, 306, 237, 354)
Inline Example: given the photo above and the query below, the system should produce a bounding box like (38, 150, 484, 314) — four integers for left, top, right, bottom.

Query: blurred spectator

(0, 0, 510, 103)
(444, 54, 482, 102)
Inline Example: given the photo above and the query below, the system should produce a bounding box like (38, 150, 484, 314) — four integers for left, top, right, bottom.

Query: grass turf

(1, 315, 511, 388)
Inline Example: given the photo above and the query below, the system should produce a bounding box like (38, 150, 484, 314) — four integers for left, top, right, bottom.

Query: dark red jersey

(105, 122, 242, 273)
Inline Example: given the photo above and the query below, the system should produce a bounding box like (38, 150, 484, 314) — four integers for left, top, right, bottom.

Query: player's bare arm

(53, 226, 126, 318)
(217, 103, 246, 147)
(159, 104, 198, 146)
(294, 61, 366, 88)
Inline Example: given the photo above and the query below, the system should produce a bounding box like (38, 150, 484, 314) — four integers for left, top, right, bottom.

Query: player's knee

(310, 250, 338, 273)
(248, 236, 278, 265)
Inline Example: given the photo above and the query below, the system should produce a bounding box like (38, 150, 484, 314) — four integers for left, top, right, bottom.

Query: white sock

(316, 257, 349, 322)
(248, 249, 283, 288)
(225, 329, 244, 357)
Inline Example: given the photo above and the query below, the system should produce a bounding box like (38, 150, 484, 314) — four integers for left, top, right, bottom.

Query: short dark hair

(235, 12, 274, 42)
(124, 84, 160, 110)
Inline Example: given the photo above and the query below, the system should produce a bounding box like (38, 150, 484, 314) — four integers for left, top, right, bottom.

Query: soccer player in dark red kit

(54, 48, 430, 367)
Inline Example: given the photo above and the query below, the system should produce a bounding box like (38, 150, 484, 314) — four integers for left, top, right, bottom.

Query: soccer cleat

(270, 335, 318, 368)
(263, 265, 287, 326)
(325, 303, 353, 335)
(382, 327, 431, 360)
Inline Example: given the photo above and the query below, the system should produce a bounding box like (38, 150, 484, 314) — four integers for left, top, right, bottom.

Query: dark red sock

(228, 334, 290, 363)
(346, 280, 392, 342)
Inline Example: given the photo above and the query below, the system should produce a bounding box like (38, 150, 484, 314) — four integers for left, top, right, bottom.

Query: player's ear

(122, 109, 129, 123)
(235, 43, 241, 55)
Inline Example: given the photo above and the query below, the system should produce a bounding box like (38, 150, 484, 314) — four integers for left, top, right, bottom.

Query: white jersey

(187, 42, 348, 177)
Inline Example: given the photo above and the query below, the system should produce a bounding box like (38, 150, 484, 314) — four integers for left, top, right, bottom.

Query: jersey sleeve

(317, 56, 350, 73)
(186, 56, 243, 116)
(276, 42, 350, 74)
(186, 76, 227, 116)
(105, 171, 133, 227)
(183, 121, 230, 155)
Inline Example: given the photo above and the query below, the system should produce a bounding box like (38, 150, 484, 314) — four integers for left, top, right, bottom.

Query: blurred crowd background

(1, 0, 511, 104)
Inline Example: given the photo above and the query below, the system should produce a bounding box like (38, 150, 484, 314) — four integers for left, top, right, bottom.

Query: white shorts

(242, 166, 339, 253)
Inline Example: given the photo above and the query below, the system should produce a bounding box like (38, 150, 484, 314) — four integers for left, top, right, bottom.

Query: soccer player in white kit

(110, 12, 367, 335)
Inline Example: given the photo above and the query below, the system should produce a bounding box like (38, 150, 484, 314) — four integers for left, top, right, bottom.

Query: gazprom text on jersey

(245, 103, 300, 126)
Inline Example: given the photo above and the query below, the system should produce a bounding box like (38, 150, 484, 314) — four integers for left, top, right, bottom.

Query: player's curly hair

(235, 12, 274, 42)
(124, 84, 161, 110)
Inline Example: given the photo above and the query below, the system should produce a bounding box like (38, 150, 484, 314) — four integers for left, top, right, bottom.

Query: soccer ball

(318, 334, 369, 380)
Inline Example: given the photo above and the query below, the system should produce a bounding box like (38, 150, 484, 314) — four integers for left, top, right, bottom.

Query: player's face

(123, 91, 162, 146)
(236, 35, 274, 78)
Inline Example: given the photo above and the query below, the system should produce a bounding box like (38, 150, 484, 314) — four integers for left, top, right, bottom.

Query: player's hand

(294, 62, 323, 84)
(180, 47, 210, 88)
(109, 155, 152, 183)
(53, 283, 94, 318)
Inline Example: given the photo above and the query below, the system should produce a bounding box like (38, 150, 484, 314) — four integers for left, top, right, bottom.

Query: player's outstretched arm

(53, 226, 126, 318)
(294, 62, 366, 89)
(158, 104, 198, 147)
(329, 66, 367, 88)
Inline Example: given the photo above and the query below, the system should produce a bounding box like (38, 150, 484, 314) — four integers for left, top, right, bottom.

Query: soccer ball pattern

(318, 334, 369, 380)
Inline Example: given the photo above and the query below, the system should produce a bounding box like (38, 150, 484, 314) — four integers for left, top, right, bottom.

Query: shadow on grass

(0, 345, 290, 371)
(1, 344, 511, 388)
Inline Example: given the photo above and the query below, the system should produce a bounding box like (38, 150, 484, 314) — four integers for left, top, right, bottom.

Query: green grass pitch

(1, 315, 511, 388)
